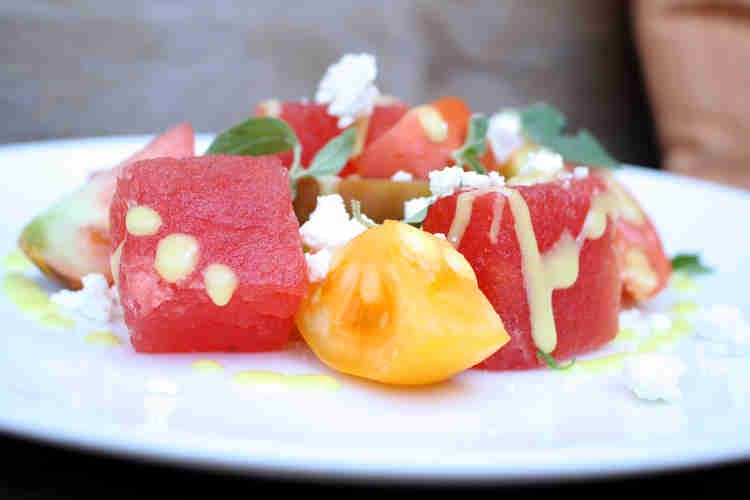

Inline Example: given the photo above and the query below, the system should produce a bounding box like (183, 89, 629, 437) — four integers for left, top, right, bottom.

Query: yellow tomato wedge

(295, 221, 510, 385)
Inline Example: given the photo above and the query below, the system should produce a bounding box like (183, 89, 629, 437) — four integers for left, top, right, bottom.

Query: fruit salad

(16, 52, 706, 390)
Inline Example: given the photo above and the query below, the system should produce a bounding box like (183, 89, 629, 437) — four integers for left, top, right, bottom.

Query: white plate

(0, 135, 748, 484)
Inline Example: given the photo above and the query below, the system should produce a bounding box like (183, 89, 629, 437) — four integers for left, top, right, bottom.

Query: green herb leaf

(519, 103, 618, 169)
(402, 199, 432, 226)
(300, 127, 357, 180)
(350, 200, 376, 228)
(205, 117, 300, 163)
(451, 114, 488, 173)
(537, 350, 576, 371)
(671, 253, 713, 275)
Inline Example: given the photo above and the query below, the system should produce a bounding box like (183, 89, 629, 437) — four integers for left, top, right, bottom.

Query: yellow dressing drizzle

(488, 194, 506, 245)
(85, 331, 122, 346)
(507, 187, 622, 354)
(507, 190, 557, 353)
(2, 274, 74, 328)
(447, 190, 483, 247)
(191, 360, 224, 372)
(232, 370, 340, 391)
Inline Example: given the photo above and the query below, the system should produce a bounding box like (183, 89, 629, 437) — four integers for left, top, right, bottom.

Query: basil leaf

(537, 350, 576, 370)
(671, 253, 713, 275)
(452, 114, 488, 173)
(205, 117, 300, 159)
(303, 127, 357, 179)
(520, 103, 618, 169)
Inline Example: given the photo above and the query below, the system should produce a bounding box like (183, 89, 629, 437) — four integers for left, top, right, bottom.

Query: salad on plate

(7, 53, 744, 402)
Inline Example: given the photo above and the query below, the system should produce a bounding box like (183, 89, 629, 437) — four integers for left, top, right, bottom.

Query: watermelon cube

(423, 173, 621, 370)
(110, 155, 308, 352)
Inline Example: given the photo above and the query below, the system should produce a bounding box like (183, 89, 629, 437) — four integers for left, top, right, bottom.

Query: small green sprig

(451, 114, 488, 174)
(671, 253, 713, 276)
(537, 350, 576, 371)
(289, 126, 357, 185)
(519, 103, 618, 169)
(350, 199, 376, 228)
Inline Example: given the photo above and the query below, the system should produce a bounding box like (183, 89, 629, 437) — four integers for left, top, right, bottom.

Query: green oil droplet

(2, 274, 74, 328)
(670, 272, 698, 294)
(613, 328, 638, 343)
(232, 370, 339, 391)
(191, 360, 223, 372)
(669, 300, 699, 316)
(574, 353, 628, 374)
(85, 331, 122, 346)
(1, 249, 33, 272)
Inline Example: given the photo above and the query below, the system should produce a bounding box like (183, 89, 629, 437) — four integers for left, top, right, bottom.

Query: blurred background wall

(1, 0, 659, 166)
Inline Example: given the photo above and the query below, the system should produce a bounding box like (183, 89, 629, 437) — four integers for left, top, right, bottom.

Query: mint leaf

(205, 117, 300, 162)
(303, 126, 357, 179)
(671, 253, 713, 275)
(451, 114, 488, 173)
(537, 350, 576, 370)
(288, 127, 356, 198)
(519, 103, 618, 169)
(403, 204, 429, 225)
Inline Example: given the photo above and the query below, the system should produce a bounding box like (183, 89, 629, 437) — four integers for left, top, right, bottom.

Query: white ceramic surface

(0, 135, 748, 484)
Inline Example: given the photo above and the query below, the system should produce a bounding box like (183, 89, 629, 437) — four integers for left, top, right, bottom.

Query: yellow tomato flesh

(295, 221, 510, 385)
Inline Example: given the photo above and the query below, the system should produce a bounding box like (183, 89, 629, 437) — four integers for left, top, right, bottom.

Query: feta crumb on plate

(403, 196, 433, 220)
(487, 109, 524, 162)
(51, 274, 119, 325)
(691, 304, 750, 355)
(390, 170, 414, 182)
(623, 352, 687, 402)
(315, 53, 379, 128)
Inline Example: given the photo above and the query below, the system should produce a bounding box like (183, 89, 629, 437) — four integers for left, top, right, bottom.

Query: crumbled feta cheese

(487, 110, 524, 162)
(691, 304, 750, 355)
(428, 166, 505, 198)
(428, 166, 464, 198)
(300, 194, 372, 281)
(315, 53, 379, 128)
(518, 148, 564, 178)
(300, 194, 368, 251)
(390, 170, 414, 182)
(51, 274, 116, 325)
(403, 196, 433, 221)
(623, 352, 687, 402)
(573, 166, 590, 179)
(433, 233, 447, 240)
(305, 248, 334, 283)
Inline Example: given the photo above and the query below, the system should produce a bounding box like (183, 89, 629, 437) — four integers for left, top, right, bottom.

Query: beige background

(1, 0, 659, 166)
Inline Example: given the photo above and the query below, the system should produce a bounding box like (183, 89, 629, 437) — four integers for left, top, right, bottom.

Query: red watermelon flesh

(110, 155, 308, 352)
(256, 99, 408, 177)
(423, 174, 621, 370)
(355, 96, 471, 180)
(18, 123, 194, 290)
(338, 99, 410, 177)
(255, 101, 341, 167)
